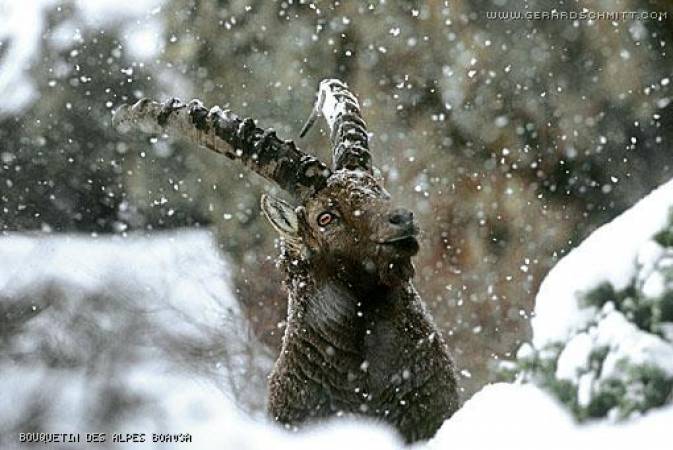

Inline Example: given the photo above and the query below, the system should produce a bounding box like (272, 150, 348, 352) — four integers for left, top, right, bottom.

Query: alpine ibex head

(259, 80, 419, 286)
(262, 170, 419, 286)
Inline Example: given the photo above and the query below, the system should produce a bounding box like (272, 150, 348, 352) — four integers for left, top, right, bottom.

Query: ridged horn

(113, 98, 331, 198)
(300, 79, 372, 174)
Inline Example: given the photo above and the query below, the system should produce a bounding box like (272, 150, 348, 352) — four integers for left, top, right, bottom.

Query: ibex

(113, 79, 460, 442)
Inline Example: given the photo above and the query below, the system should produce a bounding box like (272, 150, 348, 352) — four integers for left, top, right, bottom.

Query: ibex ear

(261, 194, 300, 239)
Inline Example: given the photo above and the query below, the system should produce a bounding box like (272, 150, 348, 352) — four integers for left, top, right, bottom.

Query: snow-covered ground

(2, 200, 672, 449)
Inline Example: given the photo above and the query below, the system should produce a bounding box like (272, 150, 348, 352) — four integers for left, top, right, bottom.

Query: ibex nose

(388, 209, 414, 226)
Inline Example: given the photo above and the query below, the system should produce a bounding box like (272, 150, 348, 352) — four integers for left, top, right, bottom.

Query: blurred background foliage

(1, 0, 672, 399)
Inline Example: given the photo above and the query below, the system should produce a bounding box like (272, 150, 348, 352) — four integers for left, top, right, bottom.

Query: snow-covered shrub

(502, 180, 673, 421)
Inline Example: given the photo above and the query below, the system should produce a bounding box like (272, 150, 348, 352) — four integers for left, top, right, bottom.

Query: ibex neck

(285, 259, 409, 298)
(288, 266, 412, 323)
(280, 250, 416, 331)
(284, 272, 415, 362)
(285, 250, 412, 290)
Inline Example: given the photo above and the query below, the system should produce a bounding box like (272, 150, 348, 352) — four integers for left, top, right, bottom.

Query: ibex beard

(113, 79, 460, 443)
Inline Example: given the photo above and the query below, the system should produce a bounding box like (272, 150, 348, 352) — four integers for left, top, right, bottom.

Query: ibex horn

(300, 79, 372, 174)
(113, 98, 331, 198)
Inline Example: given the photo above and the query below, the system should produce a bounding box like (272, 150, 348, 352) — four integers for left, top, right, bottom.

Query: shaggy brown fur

(265, 171, 460, 442)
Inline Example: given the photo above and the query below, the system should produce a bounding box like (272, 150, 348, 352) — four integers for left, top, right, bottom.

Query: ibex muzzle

(113, 78, 460, 443)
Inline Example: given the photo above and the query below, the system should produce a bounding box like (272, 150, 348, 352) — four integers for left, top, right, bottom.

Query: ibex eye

(317, 212, 334, 227)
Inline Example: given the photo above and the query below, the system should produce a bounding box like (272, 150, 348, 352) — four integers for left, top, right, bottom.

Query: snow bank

(428, 383, 672, 450)
(0, 228, 233, 333)
(0, 231, 230, 334)
(532, 179, 673, 348)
